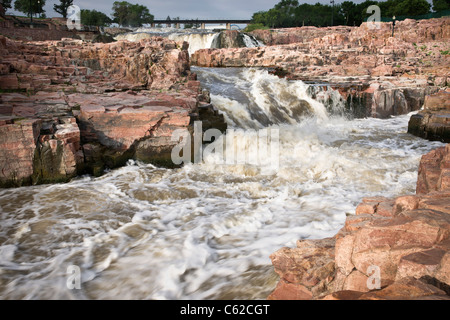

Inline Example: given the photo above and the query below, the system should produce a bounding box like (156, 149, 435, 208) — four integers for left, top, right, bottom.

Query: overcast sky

(7, 0, 386, 19)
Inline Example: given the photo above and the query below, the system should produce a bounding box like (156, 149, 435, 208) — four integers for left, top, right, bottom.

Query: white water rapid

(0, 67, 444, 300)
(114, 28, 263, 55)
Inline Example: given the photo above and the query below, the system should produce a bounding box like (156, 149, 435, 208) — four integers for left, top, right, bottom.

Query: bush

(244, 23, 270, 32)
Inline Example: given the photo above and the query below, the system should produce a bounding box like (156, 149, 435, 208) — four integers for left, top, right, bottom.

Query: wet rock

(268, 238, 336, 299)
(192, 18, 449, 119)
(211, 30, 248, 49)
(416, 144, 450, 194)
(0, 36, 226, 187)
(357, 277, 449, 300)
(268, 145, 450, 300)
(0, 118, 41, 187)
(408, 90, 450, 143)
(32, 118, 83, 184)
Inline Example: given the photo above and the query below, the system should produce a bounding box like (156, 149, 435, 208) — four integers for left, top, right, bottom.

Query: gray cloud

(8, 0, 278, 18)
(9, 0, 433, 20)
(5, 0, 353, 19)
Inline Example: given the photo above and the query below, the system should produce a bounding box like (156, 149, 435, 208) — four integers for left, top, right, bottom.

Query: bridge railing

(150, 19, 252, 30)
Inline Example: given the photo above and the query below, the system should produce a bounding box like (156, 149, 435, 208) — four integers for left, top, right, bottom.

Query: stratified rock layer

(268, 145, 450, 300)
(0, 36, 225, 187)
(192, 18, 450, 119)
(408, 90, 450, 143)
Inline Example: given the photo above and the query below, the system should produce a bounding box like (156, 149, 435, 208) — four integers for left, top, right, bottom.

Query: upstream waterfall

(0, 67, 444, 300)
(114, 28, 263, 55)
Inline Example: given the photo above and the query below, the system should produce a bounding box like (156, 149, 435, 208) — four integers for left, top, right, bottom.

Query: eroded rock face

(212, 30, 246, 49)
(0, 118, 41, 187)
(0, 36, 191, 92)
(250, 18, 450, 47)
(408, 90, 450, 143)
(0, 36, 226, 187)
(192, 18, 449, 119)
(268, 145, 450, 300)
(268, 238, 336, 300)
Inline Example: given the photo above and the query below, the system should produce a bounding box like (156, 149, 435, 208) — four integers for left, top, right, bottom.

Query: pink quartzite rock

(193, 18, 449, 119)
(408, 90, 450, 143)
(269, 144, 450, 300)
(416, 144, 450, 194)
(269, 238, 336, 299)
(0, 36, 226, 186)
(0, 118, 41, 186)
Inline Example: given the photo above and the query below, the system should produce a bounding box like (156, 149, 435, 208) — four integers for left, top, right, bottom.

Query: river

(0, 64, 444, 299)
(114, 27, 263, 55)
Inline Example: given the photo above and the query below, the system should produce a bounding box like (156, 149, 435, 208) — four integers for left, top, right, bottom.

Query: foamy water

(0, 67, 444, 300)
(114, 29, 263, 56)
(114, 29, 219, 55)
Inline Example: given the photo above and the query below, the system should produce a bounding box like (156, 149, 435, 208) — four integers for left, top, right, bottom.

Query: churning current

(0, 67, 444, 300)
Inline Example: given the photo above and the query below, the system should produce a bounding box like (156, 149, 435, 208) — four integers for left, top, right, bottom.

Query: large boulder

(192, 18, 450, 119)
(0, 36, 226, 187)
(268, 145, 450, 300)
(408, 90, 450, 143)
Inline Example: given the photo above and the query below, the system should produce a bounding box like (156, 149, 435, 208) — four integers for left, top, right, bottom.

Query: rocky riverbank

(408, 89, 450, 142)
(0, 36, 225, 188)
(192, 18, 449, 118)
(1, 17, 449, 300)
(268, 144, 450, 300)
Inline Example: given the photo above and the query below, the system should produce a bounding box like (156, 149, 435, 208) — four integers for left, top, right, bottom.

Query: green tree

(112, 1, 129, 27)
(379, 0, 430, 17)
(274, 0, 299, 27)
(54, 0, 73, 18)
(251, 11, 268, 25)
(340, 1, 355, 25)
(395, 0, 431, 15)
(266, 8, 282, 28)
(356, 0, 379, 24)
(127, 3, 153, 27)
(250, 0, 433, 29)
(243, 23, 269, 32)
(112, 1, 153, 27)
(0, 0, 12, 12)
(14, 0, 46, 18)
(432, 0, 450, 11)
(81, 9, 112, 27)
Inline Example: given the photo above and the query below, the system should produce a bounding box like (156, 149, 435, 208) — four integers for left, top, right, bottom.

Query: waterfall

(242, 33, 265, 48)
(0, 65, 444, 301)
(168, 32, 218, 55)
(114, 29, 264, 56)
(194, 67, 345, 129)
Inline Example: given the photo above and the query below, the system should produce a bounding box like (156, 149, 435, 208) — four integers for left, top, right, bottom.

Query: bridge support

(175, 23, 180, 29)
(152, 19, 252, 29)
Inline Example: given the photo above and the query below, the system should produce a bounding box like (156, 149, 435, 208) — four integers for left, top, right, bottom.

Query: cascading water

(114, 28, 263, 55)
(195, 67, 344, 128)
(0, 67, 444, 300)
(114, 28, 219, 55)
(242, 33, 265, 48)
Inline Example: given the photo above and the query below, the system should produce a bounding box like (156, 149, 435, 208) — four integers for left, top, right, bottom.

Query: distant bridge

(151, 19, 252, 30)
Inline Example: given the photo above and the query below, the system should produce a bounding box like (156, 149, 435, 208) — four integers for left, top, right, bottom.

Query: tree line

(2, 0, 449, 28)
(250, 0, 450, 29)
(0, 0, 155, 27)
